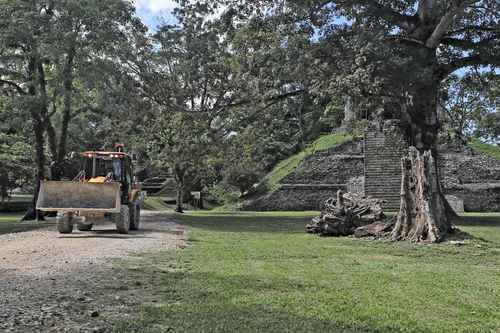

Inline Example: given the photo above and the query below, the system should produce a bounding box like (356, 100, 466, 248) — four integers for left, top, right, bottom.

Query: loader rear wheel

(57, 212, 74, 234)
(76, 222, 93, 231)
(129, 203, 141, 231)
(115, 205, 130, 234)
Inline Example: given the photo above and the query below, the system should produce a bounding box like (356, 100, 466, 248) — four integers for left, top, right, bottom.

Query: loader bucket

(36, 181, 121, 213)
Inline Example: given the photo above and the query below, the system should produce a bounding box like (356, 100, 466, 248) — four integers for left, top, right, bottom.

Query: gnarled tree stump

(306, 190, 387, 236)
(391, 147, 457, 243)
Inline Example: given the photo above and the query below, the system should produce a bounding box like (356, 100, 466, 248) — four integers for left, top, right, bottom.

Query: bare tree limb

(0, 79, 27, 95)
(425, 0, 471, 48)
(446, 25, 498, 36)
(439, 53, 500, 77)
(354, 0, 418, 32)
(441, 36, 495, 49)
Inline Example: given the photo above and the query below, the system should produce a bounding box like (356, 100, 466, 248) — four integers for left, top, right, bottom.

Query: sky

(133, 0, 178, 30)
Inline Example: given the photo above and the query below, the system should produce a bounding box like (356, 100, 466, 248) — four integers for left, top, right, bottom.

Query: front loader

(36, 147, 145, 234)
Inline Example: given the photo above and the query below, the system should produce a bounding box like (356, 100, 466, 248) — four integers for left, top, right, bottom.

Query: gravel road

(0, 211, 185, 333)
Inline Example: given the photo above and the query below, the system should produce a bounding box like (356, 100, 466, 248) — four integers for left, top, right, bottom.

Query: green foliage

(441, 73, 499, 143)
(200, 0, 500, 152)
(115, 212, 500, 333)
(469, 139, 500, 160)
(207, 183, 241, 207)
(0, 0, 146, 190)
(224, 166, 261, 195)
(0, 133, 33, 202)
(264, 132, 352, 191)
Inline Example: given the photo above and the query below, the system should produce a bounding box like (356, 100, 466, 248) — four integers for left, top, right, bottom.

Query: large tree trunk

(46, 40, 76, 181)
(392, 147, 457, 242)
(175, 185, 184, 213)
(57, 40, 76, 168)
(22, 121, 46, 221)
(23, 58, 47, 221)
(393, 68, 459, 242)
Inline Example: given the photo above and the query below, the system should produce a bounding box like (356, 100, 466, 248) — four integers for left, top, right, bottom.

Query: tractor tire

(57, 212, 74, 234)
(129, 203, 141, 231)
(76, 222, 93, 231)
(115, 205, 130, 234)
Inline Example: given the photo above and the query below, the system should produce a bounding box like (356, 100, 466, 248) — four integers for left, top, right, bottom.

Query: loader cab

(81, 151, 133, 204)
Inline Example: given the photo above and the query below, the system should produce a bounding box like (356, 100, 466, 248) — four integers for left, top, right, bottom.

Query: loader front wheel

(115, 205, 130, 234)
(76, 222, 93, 231)
(129, 203, 141, 231)
(57, 212, 74, 234)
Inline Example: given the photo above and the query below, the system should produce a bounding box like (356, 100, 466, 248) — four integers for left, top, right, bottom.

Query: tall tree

(146, 112, 211, 213)
(130, 8, 238, 210)
(440, 71, 499, 144)
(0, 0, 146, 219)
(195, 0, 499, 241)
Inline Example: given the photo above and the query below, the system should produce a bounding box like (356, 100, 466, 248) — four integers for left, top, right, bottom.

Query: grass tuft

(469, 138, 500, 160)
(263, 132, 352, 191)
(0, 213, 53, 235)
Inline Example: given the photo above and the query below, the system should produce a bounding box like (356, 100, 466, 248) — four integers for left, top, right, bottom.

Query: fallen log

(306, 190, 388, 237)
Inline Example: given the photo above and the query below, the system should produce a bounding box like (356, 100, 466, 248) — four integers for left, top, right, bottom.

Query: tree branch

(425, 0, 471, 48)
(222, 88, 305, 110)
(0, 79, 27, 95)
(439, 53, 500, 77)
(441, 36, 495, 49)
(353, 1, 417, 32)
(417, 0, 435, 22)
(446, 25, 498, 36)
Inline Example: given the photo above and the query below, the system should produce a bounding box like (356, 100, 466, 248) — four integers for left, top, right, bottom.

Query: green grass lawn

(115, 212, 500, 333)
(143, 197, 173, 211)
(0, 213, 53, 235)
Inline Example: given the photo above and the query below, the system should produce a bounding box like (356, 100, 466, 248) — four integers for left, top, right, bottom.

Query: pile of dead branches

(306, 190, 392, 237)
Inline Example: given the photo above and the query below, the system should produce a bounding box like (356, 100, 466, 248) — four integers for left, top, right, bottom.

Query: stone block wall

(283, 140, 364, 185)
(439, 144, 500, 212)
(243, 184, 346, 211)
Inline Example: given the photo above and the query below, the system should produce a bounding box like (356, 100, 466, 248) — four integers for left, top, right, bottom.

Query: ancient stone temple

(245, 119, 500, 212)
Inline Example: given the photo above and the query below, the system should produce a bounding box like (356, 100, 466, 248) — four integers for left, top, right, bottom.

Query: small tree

(440, 72, 499, 144)
(0, 133, 32, 207)
(224, 166, 261, 196)
(147, 112, 211, 213)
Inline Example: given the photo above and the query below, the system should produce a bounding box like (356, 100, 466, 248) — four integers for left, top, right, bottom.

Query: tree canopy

(0, 0, 498, 223)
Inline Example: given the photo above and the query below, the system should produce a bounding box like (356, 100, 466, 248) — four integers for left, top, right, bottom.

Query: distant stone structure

(439, 143, 500, 212)
(245, 139, 364, 211)
(244, 120, 500, 212)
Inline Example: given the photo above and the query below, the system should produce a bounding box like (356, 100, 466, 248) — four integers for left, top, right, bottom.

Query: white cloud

(134, 0, 177, 14)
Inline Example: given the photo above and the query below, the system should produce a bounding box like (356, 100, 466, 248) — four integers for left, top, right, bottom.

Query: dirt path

(0, 211, 185, 333)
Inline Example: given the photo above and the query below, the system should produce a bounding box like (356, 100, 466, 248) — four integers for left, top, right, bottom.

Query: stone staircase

(364, 121, 407, 210)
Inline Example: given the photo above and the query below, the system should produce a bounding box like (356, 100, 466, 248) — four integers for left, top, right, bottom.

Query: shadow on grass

(175, 214, 310, 234)
(175, 212, 500, 236)
(0, 221, 56, 236)
(456, 215, 500, 227)
(119, 265, 441, 333)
